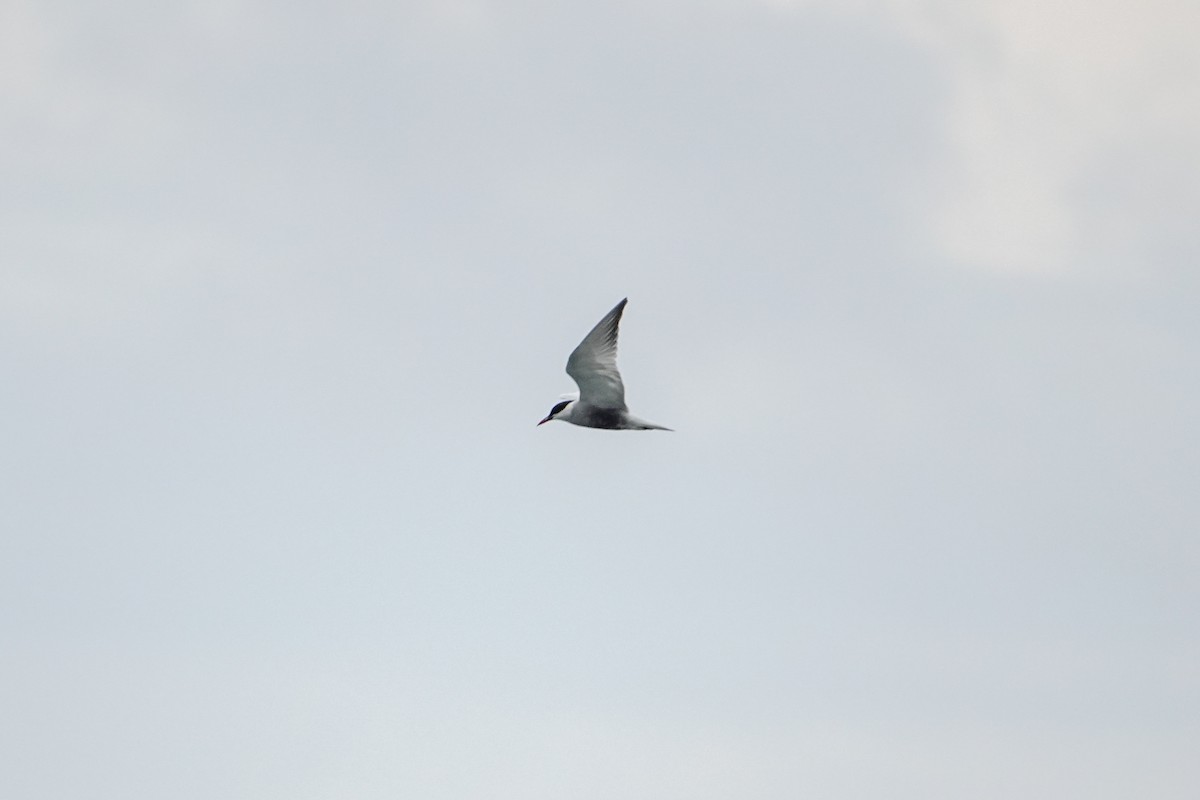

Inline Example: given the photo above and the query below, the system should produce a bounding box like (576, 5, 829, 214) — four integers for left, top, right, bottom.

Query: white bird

(537, 298, 673, 431)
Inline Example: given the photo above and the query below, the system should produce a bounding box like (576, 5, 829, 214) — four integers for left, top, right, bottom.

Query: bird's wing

(566, 298, 628, 410)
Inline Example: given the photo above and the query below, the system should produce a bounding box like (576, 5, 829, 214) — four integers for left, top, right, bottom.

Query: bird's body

(551, 401, 670, 431)
(537, 298, 672, 431)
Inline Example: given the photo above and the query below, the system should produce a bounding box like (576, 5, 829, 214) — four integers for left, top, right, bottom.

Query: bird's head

(537, 399, 574, 426)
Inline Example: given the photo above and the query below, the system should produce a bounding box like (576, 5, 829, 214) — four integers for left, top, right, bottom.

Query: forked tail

(629, 416, 673, 431)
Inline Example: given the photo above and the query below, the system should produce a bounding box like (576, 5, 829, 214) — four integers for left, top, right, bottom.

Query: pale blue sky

(2, 1, 1198, 798)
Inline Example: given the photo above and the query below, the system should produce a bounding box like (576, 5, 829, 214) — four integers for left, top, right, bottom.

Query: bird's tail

(629, 416, 673, 431)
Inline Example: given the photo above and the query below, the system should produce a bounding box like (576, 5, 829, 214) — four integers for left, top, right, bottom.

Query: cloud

(750, 0, 1200, 275)
(901, 0, 1200, 275)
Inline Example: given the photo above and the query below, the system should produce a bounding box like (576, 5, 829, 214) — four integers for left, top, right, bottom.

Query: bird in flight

(537, 298, 672, 431)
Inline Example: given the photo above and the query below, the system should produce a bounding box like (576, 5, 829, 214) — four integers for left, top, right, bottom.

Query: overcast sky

(3, 1, 1198, 798)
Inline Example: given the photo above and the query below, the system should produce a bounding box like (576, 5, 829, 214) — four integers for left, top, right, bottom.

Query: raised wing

(566, 298, 628, 410)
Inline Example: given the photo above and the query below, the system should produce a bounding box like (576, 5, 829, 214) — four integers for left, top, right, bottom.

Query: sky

(2, 1, 1198, 797)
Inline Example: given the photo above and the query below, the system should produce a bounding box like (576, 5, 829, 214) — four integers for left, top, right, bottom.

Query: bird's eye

(550, 401, 569, 416)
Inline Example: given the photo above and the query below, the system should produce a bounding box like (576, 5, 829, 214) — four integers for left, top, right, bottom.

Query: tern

(537, 298, 673, 431)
